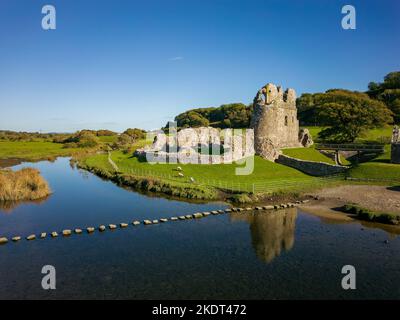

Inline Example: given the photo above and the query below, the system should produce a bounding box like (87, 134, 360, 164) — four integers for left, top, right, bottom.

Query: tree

(173, 103, 253, 129)
(315, 90, 393, 142)
(175, 111, 210, 128)
(123, 128, 146, 140)
(296, 93, 318, 125)
(367, 71, 400, 123)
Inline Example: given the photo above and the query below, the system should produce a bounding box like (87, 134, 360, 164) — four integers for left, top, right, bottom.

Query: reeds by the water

(0, 168, 51, 201)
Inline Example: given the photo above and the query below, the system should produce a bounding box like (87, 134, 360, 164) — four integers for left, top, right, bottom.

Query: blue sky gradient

(0, 0, 399, 132)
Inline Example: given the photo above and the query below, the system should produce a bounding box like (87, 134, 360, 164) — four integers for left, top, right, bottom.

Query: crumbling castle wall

(251, 83, 303, 161)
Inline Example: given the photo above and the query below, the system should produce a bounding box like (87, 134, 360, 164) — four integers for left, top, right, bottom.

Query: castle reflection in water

(230, 208, 297, 263)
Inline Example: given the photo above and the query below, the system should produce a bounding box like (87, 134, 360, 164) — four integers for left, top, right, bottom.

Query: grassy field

(87, 152, 313, 182)
(0, 141, 80, 161)
(282, 147, 335, 164)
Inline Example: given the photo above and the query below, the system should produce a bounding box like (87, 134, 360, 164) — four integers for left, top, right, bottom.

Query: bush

(342, 204, 399, 225)
(62, 131, 101, 148)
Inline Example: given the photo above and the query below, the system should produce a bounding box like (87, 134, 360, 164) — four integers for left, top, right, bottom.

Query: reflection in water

(0, 197, 50, 213)
(231, 208, 297, 263)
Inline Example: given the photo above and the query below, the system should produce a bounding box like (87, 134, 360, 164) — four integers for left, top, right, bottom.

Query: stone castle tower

(251, 83, 309, 161)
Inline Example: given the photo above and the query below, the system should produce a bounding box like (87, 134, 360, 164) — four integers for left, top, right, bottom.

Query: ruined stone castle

(136, 83, 312, 164)
(251, 83, 312, 161)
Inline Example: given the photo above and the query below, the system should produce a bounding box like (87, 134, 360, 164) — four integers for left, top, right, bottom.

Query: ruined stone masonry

(135, 127, 255, 164)
(251, 83, 312, 161)
(391, 125, 400, 164)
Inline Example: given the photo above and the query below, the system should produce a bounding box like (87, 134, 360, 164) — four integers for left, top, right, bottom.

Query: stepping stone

(99, 225, 106, 232)
(211, 211, 219, 215)
(152, 220, 159, 224)
(62, 230, 72, 236)
(86, 227, 95, 233)
(120, 223, 128, 228)
(170, 217, 178, 221)
(263, 205, 274, 210)
(224, 209, 232, 213)
(132, 221, 140, 226)
(26, 234, 36, 241)
(218, 210, 225, 214)
(160, 218, 168, 223)
(185, 215, 193, 219)
(143, 220, 152, 225)
(246, 207, 252, 211)
(274, 205, 280, 209)
(301, 200, 310, 203)
(0, 237, 8, 245)
(109, 224, 117, 230)
(74, 229, 82, 234)
(12, 236, 21, 242)
(51, 231, 58, 237)
(40, 232, 47, 238)
(202, 212, 211, 217)
(193, 213, 203, 219)
(255, 207, 263, 210)
(178, 216, 186, 220)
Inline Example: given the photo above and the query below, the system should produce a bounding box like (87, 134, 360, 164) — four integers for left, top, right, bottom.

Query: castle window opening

(285, 116, 288, 126)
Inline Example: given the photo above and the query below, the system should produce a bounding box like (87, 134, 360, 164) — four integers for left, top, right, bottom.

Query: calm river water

(0, 158, 399, 299)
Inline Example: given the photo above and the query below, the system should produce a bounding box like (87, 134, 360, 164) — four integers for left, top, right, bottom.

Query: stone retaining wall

(276, 154, 348, 176)
(391, 144, 400, 164)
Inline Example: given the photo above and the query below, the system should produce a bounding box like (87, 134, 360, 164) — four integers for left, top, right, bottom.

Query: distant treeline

(169, 103, 254, 129)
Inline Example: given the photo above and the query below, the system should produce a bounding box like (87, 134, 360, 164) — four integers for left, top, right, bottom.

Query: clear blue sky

(0, 0, 399, 132)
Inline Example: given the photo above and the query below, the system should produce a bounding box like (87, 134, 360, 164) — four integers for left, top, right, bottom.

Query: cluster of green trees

(296, 71, 398, 142)
(367, 72, 400, 123)
(62, 131, 102, 148)
(114, 128, 146, 151)
(172, 103, 253, 129)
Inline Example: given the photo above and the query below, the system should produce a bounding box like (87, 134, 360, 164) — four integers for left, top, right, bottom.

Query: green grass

(83, 151, 317, 193)
(346, 145, 400, 181)
(0, 141, 79, 161)
(348, 162, 400, 181)
(282, 147, 336, 164)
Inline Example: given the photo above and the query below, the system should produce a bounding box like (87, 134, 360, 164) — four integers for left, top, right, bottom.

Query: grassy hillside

(282, 147, 336, 164)
(348, 145, 400, 181)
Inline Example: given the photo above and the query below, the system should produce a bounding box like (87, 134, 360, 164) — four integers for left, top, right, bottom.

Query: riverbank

(301, 185, 400, 227)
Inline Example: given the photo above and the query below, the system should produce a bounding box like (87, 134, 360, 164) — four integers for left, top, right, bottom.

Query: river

(0, 158, 399, 299)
